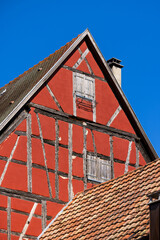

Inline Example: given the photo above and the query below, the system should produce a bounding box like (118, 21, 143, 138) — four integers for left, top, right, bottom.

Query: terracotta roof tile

(39, 158, 160, 240)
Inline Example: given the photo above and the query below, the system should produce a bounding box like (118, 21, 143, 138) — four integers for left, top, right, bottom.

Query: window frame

(73, 72, 96, 121)
(87, 154, 111, 183)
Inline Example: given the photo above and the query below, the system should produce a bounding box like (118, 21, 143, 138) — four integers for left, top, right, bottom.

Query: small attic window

(73, 72, 95, 113)
(73, 72, 95, 100)
(87, 154, 111, 182)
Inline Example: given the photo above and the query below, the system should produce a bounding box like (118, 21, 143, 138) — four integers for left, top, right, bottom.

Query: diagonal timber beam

(0, 136, 20, 185)
(46, 84, 64, 112)
(19, 202, 38, 240)
(73, 48, 89, 69)
(107, 106, 122, 127)
(78, 48, 93, 74)
(36, 113, 52, 198)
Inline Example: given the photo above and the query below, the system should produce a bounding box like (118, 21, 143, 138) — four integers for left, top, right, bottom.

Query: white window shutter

(87, 154, 111, 182)
(74, 72, 95, 100)
(87, 155, 97, 180)
(99, 159, 111, 182)
(76, 74, 83, 97)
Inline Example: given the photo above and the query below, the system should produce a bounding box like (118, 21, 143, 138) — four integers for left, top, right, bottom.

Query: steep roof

(39, 158, 160, 240)
(0, 29, 158, 160)
(0, 35, 79, 129)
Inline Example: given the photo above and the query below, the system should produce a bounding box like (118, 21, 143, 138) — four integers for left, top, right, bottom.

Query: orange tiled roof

(39, 159, 160, 240)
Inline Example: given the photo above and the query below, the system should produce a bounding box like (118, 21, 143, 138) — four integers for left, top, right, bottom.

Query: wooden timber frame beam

(0, 142, 143, 170)
(29, 102, 139, 142)
(0, 101, 150, 183)
(0, 29, 157, 162)
(0, 229, 37, 240)
(0, 186, 67, 204)
(28, 103, 152, 163)
(62, 65, 106, 82)
(0, 205, 52, 221)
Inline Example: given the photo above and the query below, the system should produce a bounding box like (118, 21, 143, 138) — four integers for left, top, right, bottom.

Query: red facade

(0, 36, 151, 239)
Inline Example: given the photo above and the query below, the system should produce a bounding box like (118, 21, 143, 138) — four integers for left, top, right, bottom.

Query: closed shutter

(87, 155, 97, 180)
(74, 72, 94, 100)
(99, 159, 111, 182)
(84, 76, 94, 100)
(76, 73, 84, 97)
(87, 155, 111, 182)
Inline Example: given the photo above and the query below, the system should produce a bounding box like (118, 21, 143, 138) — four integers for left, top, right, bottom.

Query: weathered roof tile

(40, 159, 160, 240)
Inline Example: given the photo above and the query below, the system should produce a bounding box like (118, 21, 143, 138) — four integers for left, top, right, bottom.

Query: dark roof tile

(0, 35, 79, 126)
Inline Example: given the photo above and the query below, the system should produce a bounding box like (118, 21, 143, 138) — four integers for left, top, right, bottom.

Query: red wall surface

(0, 40, 146, 239)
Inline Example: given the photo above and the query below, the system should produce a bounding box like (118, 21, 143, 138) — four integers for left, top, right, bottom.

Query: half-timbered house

(0, 29, 158, 239)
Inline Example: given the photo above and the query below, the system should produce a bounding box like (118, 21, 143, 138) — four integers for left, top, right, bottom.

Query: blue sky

(1, 0, 160, 156)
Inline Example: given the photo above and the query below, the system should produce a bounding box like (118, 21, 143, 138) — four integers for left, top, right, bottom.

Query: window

(73, 72, 96, 117)
(74, 72, 94, 100)
(87, 154, 111, 182)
